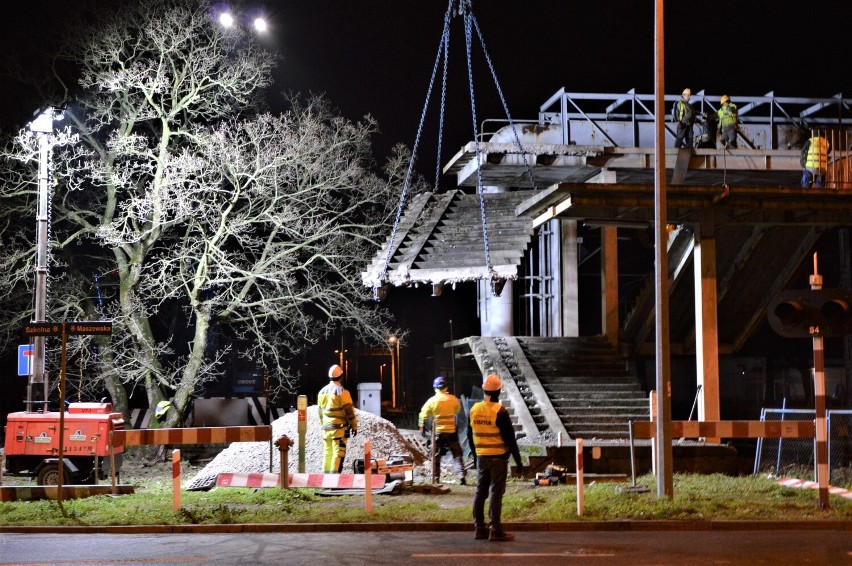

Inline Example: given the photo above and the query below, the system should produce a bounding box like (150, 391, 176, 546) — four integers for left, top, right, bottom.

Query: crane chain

(376, 0, 455, 298)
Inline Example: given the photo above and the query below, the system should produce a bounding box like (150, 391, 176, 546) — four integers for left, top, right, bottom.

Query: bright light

(253, 17, 268, 33)
(219, 12, 235, 27)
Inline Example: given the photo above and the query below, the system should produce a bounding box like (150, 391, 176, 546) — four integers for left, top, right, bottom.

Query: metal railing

(481, 89, 852, 151)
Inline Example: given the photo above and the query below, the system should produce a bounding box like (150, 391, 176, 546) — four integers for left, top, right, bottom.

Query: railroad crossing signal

(767, 289, 852, 338)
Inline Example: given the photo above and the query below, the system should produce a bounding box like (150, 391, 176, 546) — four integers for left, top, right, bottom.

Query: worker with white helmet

(717, 94, 739, 148)
(672, 88, 695, 148)
(418, 376, 466, 485)
(467, 374, 523, 542)
(317, 364, 358, 473)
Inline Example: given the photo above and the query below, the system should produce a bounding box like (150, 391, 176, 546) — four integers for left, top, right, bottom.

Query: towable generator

(3, 402, 125, 485)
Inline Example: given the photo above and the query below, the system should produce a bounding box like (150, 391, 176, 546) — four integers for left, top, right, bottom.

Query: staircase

(517, 336, 649, 440)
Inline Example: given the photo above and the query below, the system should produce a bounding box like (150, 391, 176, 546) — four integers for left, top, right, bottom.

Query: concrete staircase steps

(516, 336, 648, 441)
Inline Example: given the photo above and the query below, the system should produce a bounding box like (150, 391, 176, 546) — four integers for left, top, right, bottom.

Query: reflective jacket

(717, 102, 738, 128)
(469, 400, 507, 456)
(317, 381, 357, 432)
(418, 389, 461, 433)
(672, 98, 694, 125)
(804, 136, 829, 171)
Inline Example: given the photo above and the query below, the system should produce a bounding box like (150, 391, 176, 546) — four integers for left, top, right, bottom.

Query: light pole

(388, 336, 400, 408)
(27, 107, 64, 412)
(379, 363, 387, 383)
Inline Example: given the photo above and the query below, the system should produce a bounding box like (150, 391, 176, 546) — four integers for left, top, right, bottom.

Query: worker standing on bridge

(672, 88, 695, 148)
(717, 95, 739, 148)
(318, 364, 358, 473)
(468, 374, 523, 542)
(419, 376, 466, 485)
(801, 133, 831, 188)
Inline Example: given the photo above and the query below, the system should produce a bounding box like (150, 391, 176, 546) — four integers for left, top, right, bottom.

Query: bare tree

(0, 0, 409, 426)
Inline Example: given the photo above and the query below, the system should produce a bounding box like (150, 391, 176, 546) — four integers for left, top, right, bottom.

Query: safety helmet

(720, 94, 730, 105)
(682, 88, 691, 97)
(483, 374, 502, 392)
(328, 364, 343, 379)
(433, 376, 447, 390)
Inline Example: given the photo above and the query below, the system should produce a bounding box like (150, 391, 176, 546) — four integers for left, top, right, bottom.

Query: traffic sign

(17, 344, 34, 376)
(22, 322, 60, 337)
(65, 321, 113, 336)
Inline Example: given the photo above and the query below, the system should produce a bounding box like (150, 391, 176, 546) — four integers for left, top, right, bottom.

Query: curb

(2, 520, 851, 534)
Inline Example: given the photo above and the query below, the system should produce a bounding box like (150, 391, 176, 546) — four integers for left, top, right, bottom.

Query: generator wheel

(36, 464, 60, 486)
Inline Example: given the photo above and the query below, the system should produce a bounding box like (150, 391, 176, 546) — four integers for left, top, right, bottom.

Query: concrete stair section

(517, 336, 650, 440)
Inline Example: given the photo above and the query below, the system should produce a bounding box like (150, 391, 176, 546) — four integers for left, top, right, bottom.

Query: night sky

(1, 0, 850, 408)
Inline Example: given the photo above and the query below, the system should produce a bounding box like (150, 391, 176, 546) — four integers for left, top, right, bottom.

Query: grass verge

(1, 473, 851, 527)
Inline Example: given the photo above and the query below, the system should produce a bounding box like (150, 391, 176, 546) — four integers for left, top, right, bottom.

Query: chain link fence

(754, 407, 852, 484)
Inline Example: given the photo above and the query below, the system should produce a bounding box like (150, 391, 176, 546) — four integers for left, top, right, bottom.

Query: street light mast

(27, 107, 63, 412)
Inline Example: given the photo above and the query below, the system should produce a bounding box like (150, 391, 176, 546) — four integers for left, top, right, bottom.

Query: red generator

(3, 402, 125, 485)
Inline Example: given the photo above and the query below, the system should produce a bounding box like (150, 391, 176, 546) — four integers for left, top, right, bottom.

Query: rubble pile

(186, 407, 426, 490)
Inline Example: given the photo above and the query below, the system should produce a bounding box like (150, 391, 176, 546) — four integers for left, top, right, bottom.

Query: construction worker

(801, 133, 831, 188)
(717, 95, 738, 148)
(318, 364, 358, 473)
(467, 374, 523, 542)
(418, 376, 466, 485)
(672, 88, 695, 148)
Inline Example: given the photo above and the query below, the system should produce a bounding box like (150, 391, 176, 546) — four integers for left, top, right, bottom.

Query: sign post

(297, 395, 307, 473)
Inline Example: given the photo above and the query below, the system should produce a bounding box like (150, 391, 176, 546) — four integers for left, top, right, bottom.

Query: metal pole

(653, 0, 674, 498)
(29, 128, 51, 411)
(810, 254, 829, 509)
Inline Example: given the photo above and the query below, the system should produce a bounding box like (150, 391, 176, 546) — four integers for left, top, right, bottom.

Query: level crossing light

(27, 106, 65, 412)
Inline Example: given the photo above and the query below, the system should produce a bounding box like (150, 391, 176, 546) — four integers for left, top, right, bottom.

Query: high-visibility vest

(805, 137, 829, 170)
(470, 400, 507, 456)
(419, 390, 461, 433)
(717, 103, 738, 128)
(317, 381, 357, 431)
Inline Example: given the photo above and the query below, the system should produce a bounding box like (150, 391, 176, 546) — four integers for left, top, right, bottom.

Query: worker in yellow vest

(418, 376, 466, 485)
(801, 134, 830, 188)
(467, 374, 523, 542)
(717, 94, 739, 148)
(318, 364, 358, 473)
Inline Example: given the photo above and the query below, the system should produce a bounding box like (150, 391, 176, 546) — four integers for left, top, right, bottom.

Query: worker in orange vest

(467, 374, 524, 542)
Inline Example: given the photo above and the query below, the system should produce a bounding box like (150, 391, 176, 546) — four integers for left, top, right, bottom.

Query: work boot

(474, 527, 489, 540)
(460, 476, 466, 486)
(489, 529, 515, 542)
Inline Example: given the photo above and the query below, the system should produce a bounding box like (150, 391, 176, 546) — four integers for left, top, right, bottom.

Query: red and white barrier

(777, 477, 852, 500)
(216, 472, 386, 489)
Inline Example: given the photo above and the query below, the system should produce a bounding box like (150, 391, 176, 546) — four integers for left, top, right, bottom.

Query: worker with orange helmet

(717, 95, 739, 148)
(318, 364, 358, 473)
(418, 376, 466, 485)
(467, 373, 523, 542)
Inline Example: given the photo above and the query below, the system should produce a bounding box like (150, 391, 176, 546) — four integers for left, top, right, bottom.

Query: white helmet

(328, 364, 343, 379)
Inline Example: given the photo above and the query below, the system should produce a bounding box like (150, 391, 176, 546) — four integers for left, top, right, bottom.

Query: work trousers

(322, 428, 348, 473)
(432, 432, 466, 482)
(472, 454, 509, 532)
(802, 168, 826, 188)
(674, 123, 693, 149)
(719, 125, 738, 148)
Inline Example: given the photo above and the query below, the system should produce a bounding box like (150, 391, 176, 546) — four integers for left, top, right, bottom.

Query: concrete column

(601, 226, 619, 348)
(561, 219, 579, 337)
(693, 227, 720, 437)
(478, 279, 514, 337)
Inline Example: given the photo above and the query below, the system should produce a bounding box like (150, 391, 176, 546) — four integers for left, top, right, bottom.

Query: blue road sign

(18, 344, 34, 376)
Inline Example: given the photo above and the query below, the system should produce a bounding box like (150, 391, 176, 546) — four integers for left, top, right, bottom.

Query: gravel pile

(186, 407, 427, 490)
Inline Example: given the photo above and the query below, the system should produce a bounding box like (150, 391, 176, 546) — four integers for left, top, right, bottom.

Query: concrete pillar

(693, 227, 720, 438)
(561, 220, 579, 337)
(601, 226, 619, 348)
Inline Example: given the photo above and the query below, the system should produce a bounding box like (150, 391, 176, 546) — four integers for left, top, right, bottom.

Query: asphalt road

(1, 529, 851, 566)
